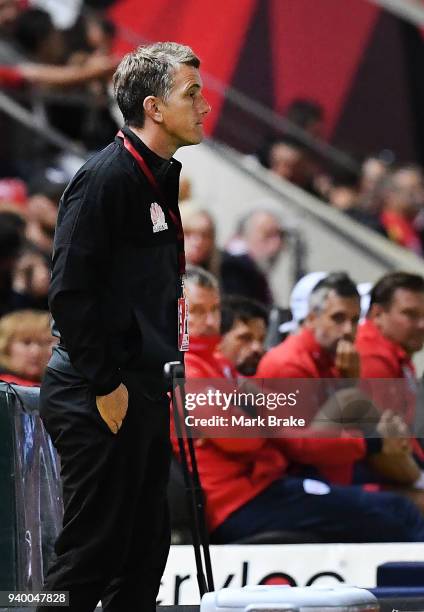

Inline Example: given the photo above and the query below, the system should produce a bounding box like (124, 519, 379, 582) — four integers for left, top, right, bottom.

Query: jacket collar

(359, 318, 412, 365)
(118, 125, 182, 179)
(189, 334, 221, 357)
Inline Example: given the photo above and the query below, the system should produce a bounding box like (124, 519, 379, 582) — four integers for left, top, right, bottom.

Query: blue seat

(377, 562, 424, 587)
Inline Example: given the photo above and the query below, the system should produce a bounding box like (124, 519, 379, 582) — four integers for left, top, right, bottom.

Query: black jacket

(49, 126, 183, 395)
(220, 252, 273, 307)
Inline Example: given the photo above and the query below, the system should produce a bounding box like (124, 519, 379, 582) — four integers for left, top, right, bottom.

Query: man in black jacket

(37, 42, 210, 612)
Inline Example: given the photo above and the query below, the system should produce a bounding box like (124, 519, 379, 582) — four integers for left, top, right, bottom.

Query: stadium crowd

(257, 99, 424, 255)
(1, 0, 424, 546)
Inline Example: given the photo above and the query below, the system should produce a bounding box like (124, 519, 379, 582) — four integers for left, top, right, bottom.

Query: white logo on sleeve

(150, 202, 168, 233)
(303, 479, 331, 495)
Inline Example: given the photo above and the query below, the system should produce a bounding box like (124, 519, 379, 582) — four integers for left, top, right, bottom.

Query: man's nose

(205, 311, 217, 327)
(251, 340, 263, 354)
(342, 321, 355, 338)
(200, 94, 211, 116)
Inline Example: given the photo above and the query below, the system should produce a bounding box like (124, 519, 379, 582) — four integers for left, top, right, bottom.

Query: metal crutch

(164, 361, 215, 597)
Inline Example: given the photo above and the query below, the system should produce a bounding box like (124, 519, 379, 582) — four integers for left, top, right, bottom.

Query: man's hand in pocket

(96, 383, 128, 434)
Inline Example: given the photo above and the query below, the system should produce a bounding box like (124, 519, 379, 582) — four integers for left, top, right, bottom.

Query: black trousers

(36, 366, 171, 612)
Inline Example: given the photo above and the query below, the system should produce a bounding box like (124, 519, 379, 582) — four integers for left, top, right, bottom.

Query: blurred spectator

(379, 165, 424, 255)
(0, 178, 27, 205)
(14, 7, 66, 64)
(0, 0, 20, 35)
(0, 3, 117, 90)
(65, 12, 116, 58)
(221, 209, 285, 306)
(180, 203, 221, 278)
(324, 165, 387, 235)
(0, 4, 118, 161)
(25, 173, 65, 256)
(218, 295, 268, 376)
(0, 211, 32, 317)
(13, 6, 117, 65)
(346, 196, 388, 237)
(258, 272, 361, 379)
(327, 169, 359, 212)
(13, 246, 50, 309)
(359, 155, 390, 198)
(258, 135, 314, 190)
(6, 7, 118, 148)
(357, 272, 424, 379)
(86, 13, 115, 56)
(285, 98, 324, 139)
(0, 309, 55, 385)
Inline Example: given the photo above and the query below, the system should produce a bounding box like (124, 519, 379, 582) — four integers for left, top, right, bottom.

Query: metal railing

(0, 90, 86, 157)
(367, 0, 424, 26)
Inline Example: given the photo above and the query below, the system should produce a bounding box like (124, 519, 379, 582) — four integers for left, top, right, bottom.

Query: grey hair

(308, 286, 333, 314)
(113, 42, 200, 127)
(237, 208, 283, 237)
(308, 272, 360, 314)
(185, 264, 219, 291)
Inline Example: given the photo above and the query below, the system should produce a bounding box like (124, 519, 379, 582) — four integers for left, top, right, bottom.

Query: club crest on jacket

(150, 202, 168, 233)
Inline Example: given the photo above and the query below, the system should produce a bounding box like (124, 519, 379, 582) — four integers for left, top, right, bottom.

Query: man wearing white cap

(278, 271, 327, 335)
(258, 272, 361, 379)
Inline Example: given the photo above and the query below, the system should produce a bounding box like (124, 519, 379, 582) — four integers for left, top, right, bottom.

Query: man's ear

(369, 303, 384, 322)
(143, 96, 163, 123)
(304, 311, 316, 329)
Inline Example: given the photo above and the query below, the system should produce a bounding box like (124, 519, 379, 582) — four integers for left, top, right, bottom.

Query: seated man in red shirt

(172, 265, 424, 543)
(218, 295, 268, 377)
(356, 271, 424, 494)
(356, 272, 424, 380)
(257, 272, 361, 380)
(256, 271, 372, 472)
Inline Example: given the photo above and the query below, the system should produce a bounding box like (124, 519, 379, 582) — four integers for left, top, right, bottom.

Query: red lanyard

(117, 130, 186, 275)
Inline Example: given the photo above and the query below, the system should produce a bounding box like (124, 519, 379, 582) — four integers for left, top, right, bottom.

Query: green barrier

(0, 384, 62, 592)
(0, 389, 17, 590)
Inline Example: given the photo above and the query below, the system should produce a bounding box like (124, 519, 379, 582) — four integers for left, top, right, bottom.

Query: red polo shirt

(256, 327, 367, 485)
(356, 319, 423, 463)
(356, 319, 415, 379)
(257, 327, 340, 379)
